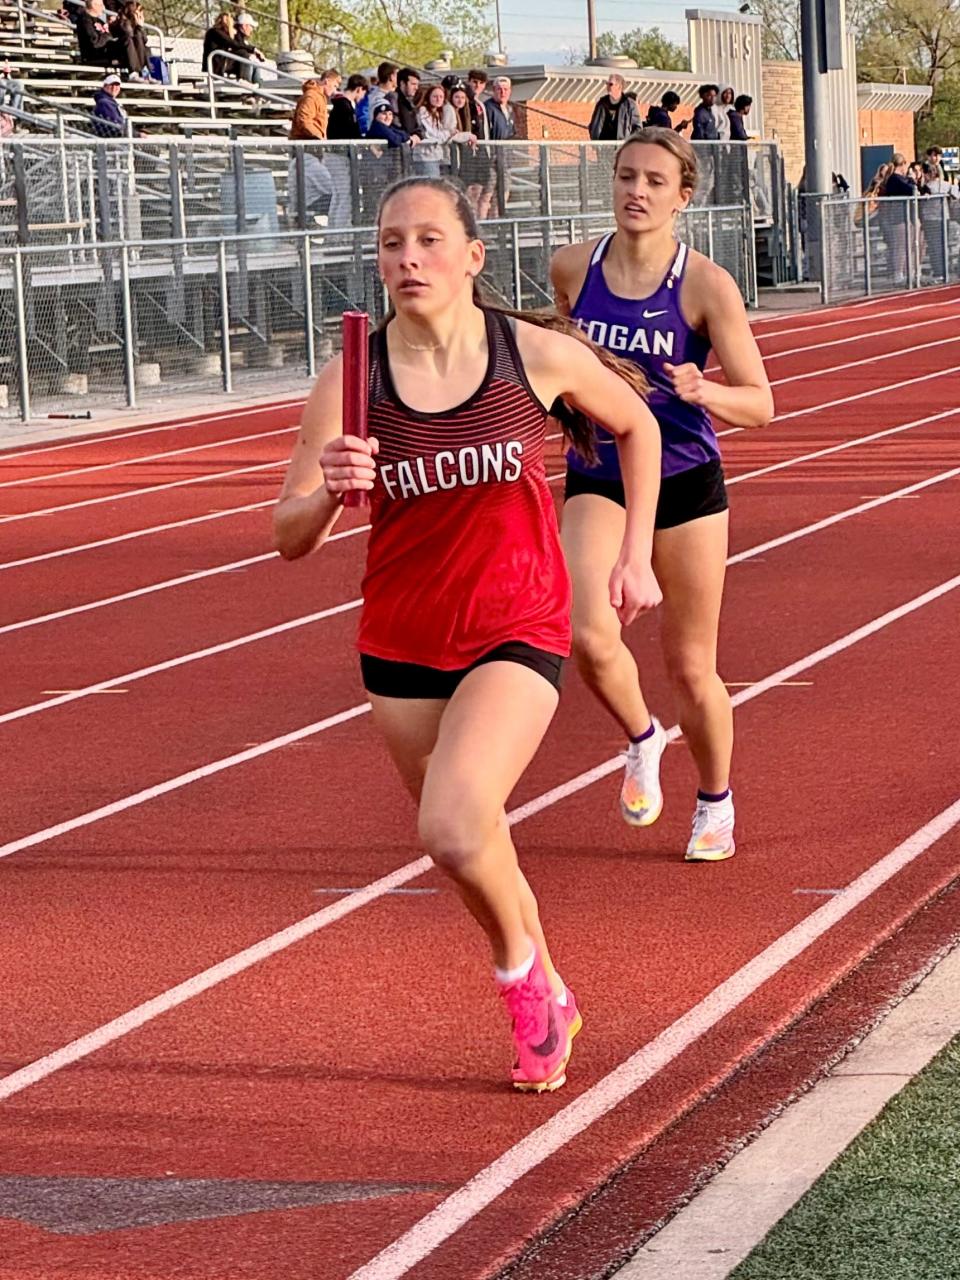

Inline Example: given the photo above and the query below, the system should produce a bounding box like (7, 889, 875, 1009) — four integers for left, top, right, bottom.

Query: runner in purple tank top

(551, 128, 773, 862)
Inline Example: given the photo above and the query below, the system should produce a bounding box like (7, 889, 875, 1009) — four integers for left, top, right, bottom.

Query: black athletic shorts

(564, 458, 728, 530)
(360, 641, 564, 700)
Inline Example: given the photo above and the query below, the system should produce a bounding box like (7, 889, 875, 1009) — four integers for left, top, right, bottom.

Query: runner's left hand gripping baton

(341, 311, 370, 509)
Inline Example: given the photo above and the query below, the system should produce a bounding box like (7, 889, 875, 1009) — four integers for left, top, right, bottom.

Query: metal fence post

(119, 244, 137, 408)
(511, 222, 522, 308)
(539, 144, 551, 217)
(862, 201, 872, 296)
(302, 233, 315, 377)
(706, 207, 715, 262)
(942, 196, 951, 285)
(12, 144, 29, 245)
(12, 250, 31, 422)
(817, 197, 828, 305)
(218, 240, 232, 393)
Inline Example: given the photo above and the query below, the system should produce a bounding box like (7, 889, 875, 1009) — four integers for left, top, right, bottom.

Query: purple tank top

(567, 235, 718, 481)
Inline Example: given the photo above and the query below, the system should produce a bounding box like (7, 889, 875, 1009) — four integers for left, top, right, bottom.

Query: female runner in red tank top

(551, 129, 773, 863)
(274, 177, 662, 1093)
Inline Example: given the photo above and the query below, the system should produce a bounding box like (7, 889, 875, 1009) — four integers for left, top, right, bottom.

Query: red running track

(1, 288, 960, 1280)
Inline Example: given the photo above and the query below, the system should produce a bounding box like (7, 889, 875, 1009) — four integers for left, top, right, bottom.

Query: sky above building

(491, 0, 742, 65)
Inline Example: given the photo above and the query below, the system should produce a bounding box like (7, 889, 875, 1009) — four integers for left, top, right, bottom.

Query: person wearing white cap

(92, 72, 128, 134)
(233, 11, 265, 84)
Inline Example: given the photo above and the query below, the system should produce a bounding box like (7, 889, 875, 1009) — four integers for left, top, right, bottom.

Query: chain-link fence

(0, 202, 754, 421)
(814, 194, 956, 304)
(1, 137, 780, 247)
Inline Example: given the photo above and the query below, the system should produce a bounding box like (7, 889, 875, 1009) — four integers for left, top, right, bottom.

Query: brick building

(484, 10, 931, 194)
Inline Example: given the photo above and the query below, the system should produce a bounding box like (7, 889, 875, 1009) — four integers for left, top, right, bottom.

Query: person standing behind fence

(878, 153, 917, 284)
(713, 86, 734, 141)
(325, 73, 367, 227)
(391, 67, 423, 141)
(728, 94, 751, 141)
(919, 162, 957, 281)
(589, 73, 640, 141)
(366, 61, 399, 122)
(644, 91, 690, 133)
(288, 75, 336, 223)
(415, 83, 475, 178)
(202, 12, 240, 77)
(691, 84, 719, 140)
(485, 76, 516, 214)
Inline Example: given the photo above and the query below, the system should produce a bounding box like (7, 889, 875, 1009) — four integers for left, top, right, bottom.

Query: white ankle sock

(495, 946, 536, 986)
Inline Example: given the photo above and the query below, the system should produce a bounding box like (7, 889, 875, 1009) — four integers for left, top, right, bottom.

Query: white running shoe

(620, 719, 666, 827)
(685, 792, 736, 862)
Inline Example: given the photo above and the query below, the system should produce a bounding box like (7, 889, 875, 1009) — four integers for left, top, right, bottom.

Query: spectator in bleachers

(468, 68, 488, 108)
(92, 72, 128, 133)
(451, 81, 492, 217)
(691, 83, 719, 140)
(925, 146, 945, 180)
(643, 90, 690, 132)
(325, 73, 367, 226)
(729, 93, 751, 141)
(116, 1, 149, 78)
(327, 72, 367, 139)
(202, 12, 239, 77)
(290, 76, 328, 139)
(77, 0, 121, 68)
(485, 75, 515, 140)
(415, 82, 475, 177)
(878, 153, 917, 282)
(367, 100, 414, 147)
(232, 13, 265, 84)
(588, 73, 640, 141)
(715, 86, 734, 140)
(391, 67, 422, 140)
(366, 62, 398, 121)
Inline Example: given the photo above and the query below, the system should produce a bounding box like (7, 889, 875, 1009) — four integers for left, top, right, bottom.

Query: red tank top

(358, 309, 572, 669)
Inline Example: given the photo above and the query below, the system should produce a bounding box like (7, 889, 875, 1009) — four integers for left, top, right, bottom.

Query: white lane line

(3, 399, 955, 637)
(0, 599, 362, 724)
(0, 399, 304, 463)
(0, 500, 276, 572)
(749, 285, 960, 330)
(752, 296, 960, 341)
(771, 333, 960, 386)
(760, 312, 959, 362)
(348, 793, 960, 1280)
(0, 523, 368, 639)
(0, 521, 369, 638)
(726, 405, 960, 486)
(0, 459, 284, 525)
(2, 573, 959, 1104)
(6, 460, 960, 726)
(0, 426, 297, 491)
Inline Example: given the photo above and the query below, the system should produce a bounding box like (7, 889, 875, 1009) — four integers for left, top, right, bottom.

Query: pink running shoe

(498, 951, 579, 1093)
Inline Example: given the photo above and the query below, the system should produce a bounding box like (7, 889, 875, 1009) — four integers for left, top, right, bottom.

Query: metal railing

(1, 136, 776, 245)
(0, 202, 752, 421)
(814, 193, 957, 304)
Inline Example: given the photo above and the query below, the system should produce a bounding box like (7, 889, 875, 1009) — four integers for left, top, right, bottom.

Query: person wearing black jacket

(878, 153, 917, 281)
(691, 84, 719, 140)
(588, 74, 640, 141)
(390, 67, 422, 139)
(77, 0, 121, 68)
(116, 0, 148, 77)
(202, 13, 241, 77)
(326, 74, 368, 227)
(728, 94, 751, 141)
(644, 90, 691, 132)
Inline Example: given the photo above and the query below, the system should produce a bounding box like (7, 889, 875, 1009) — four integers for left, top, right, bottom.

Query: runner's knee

(418, 801, 490, 871)
(664, 647, 718, 703)
(572, 618, 622, 674)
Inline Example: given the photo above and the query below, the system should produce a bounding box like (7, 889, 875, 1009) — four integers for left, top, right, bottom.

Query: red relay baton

(341, 310, 370, 509)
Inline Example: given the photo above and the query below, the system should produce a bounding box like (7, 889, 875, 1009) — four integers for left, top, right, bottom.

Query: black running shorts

(564, 458, 728, 530)
(360, 641, 564, 700)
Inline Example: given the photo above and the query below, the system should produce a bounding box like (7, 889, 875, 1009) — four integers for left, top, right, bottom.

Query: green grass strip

(730, 1034, 960, 1280)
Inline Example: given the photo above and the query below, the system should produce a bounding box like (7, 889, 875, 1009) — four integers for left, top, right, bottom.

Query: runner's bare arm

(667, 260, 774, 428)
(549, 241, 593, 316)
(273, 355, 379, 560)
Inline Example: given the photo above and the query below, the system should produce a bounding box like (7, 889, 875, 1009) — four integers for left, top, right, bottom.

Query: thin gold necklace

(396, 328, 443, 352)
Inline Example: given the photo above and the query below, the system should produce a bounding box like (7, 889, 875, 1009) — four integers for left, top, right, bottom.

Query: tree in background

(155, 0, 491, 71)
(595, 26, 690, 71)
